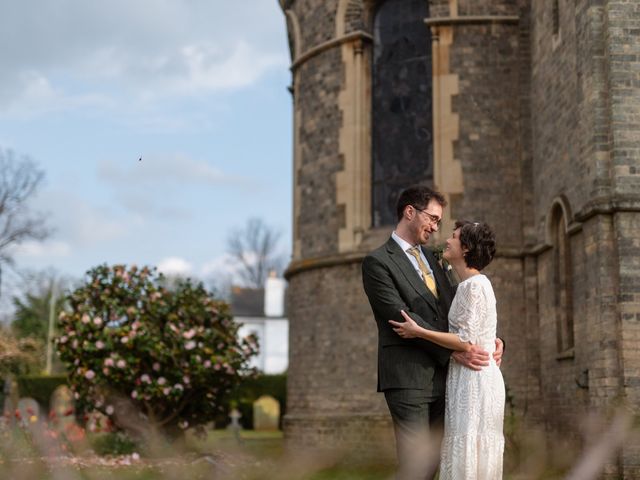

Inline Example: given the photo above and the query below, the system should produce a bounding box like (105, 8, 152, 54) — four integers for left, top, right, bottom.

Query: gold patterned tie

(407, 247, 438, 298)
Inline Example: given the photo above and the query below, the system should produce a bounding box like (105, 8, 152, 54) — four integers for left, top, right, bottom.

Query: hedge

(16, 374, 68, 413)
(217, 373, 287, 429)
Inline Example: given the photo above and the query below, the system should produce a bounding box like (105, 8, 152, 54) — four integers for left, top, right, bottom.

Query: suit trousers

(384, 389, 445, 480)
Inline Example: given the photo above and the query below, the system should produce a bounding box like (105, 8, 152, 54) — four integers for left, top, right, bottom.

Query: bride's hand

(389, 310, 420, 338)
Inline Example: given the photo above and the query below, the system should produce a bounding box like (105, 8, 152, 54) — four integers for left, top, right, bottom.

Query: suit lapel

(385, 239, 439, 314)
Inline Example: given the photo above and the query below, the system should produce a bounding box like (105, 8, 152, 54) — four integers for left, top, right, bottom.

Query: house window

(552, 206, 574, 355)
(371, 0, 433, 226)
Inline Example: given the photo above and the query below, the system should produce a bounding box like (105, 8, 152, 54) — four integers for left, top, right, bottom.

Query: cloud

(201, 254, 240, 279)
(27, 189, 130, 249)
(97, 154, 255, 219)
(157, 257, 193, 277)
(0, 1, 288, 116)
(11, 240, 72, 258)
(98, 155, 234, 187)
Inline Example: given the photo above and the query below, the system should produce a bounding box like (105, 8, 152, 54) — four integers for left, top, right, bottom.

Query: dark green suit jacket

(362, 237, 455, 397)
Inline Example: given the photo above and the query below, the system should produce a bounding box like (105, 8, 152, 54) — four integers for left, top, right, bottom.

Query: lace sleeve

(453, 280, 485, 344)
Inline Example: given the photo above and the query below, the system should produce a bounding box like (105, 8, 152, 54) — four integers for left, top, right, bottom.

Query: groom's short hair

(396, 185, 447, 221)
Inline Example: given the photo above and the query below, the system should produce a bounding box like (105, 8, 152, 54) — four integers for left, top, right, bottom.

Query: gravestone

(49, 385, 75, 431)
(253, 395, 280, 431)
(228, 407, 243, 443)
(17, 397, 39, 426)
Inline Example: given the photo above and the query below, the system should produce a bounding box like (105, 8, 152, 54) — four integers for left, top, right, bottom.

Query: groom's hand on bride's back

(451, 345, 490, 371)
(493, 338, 504, 367)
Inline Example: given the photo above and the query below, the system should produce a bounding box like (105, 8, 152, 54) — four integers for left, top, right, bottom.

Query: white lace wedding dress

(439, 274, 505, 480)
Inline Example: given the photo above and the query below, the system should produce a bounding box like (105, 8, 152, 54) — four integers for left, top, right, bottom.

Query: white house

(232, 274, 288, 374)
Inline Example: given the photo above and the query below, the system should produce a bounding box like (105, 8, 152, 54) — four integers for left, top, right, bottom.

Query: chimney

(264, 270, 285, 317)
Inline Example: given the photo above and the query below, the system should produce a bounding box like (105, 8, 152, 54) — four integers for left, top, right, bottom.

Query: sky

(0, 1, 293, 302)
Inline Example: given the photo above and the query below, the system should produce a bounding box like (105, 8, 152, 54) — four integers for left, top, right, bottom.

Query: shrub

(55, 264, 258, 438)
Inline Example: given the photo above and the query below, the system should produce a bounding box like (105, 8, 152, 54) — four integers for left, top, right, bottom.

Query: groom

(362, 185, 501, 480)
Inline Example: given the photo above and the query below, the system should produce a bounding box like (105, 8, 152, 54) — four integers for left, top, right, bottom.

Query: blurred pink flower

(158, 377, 167, 385)
(183, 329, 196, 339)
(185, 341, 196, 350)
(96, 341, 105, 350)
(153, 362, 161, 371)
(117, 359, 127, 368)
(85, 370, 96, 380)
(131, 390, 138, 399)
(121, 336, 129, 344)
(81, 314, 91, 324)
(104, 358, 114, 367)
(141, 374, 151, 383)
(93, 317, 103, 326)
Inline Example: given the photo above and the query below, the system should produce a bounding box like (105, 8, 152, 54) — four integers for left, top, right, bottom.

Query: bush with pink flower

(55, 264, 258, 438)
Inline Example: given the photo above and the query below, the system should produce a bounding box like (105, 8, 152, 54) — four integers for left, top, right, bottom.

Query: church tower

(280, 0, 640, 475)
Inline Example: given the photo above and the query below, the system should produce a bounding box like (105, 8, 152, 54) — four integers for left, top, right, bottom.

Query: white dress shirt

(391, 231, 435, 281)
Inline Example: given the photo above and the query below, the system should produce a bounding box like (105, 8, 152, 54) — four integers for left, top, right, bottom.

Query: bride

(389, 220, 505, 479)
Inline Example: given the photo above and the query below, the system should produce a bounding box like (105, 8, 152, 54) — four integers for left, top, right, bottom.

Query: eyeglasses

(413, 207, 442, 228)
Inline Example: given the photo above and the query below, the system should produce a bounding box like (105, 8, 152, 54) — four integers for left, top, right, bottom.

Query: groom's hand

(451, 345, 490, 371)
(493, 338, 504, 367)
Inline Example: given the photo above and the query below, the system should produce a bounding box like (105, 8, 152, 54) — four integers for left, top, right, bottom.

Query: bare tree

(227, 218, 286, 288)
(0, 150, 49, 265)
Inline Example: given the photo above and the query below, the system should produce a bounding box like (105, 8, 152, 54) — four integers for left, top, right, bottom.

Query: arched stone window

(551, 204, 574, 354)
(371, 0, 433, 226)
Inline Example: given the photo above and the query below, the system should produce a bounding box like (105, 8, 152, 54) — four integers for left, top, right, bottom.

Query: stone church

(279, 0, 639, 475)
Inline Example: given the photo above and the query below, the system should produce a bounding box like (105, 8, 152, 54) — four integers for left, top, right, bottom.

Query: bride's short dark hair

(454, 221, 496, 270)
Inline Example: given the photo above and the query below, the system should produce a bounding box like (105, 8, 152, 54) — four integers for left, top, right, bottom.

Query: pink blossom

(96, 341, 105, 350)
(153, 362, 161, 371)
(106, 405, 114, 415)
(204, 360, 212, 368)
(121, 336, 129, 344)
(179, 420, 189, 430)
(158, 377, 167, 386)
(131, 390, 138, 399)
(140, 374, 151, 383)
(117, 359, 127, 368)
(183, 376, 190, 384)
(185, 340, 196, 350)
(104, 358, 115, 367)
(72, 339, 79, 349)
(174, 383, 184, 391)
(59, 336, 68, 344)
(214, 363, 221, 371)
(81, 314, 91, 324)
(85, 370, 96, 380)
(183, 329, 196, 339)
(103, 368, 110, 375)
(93, 317, 103, 326)
(163, 387, 171, 395)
